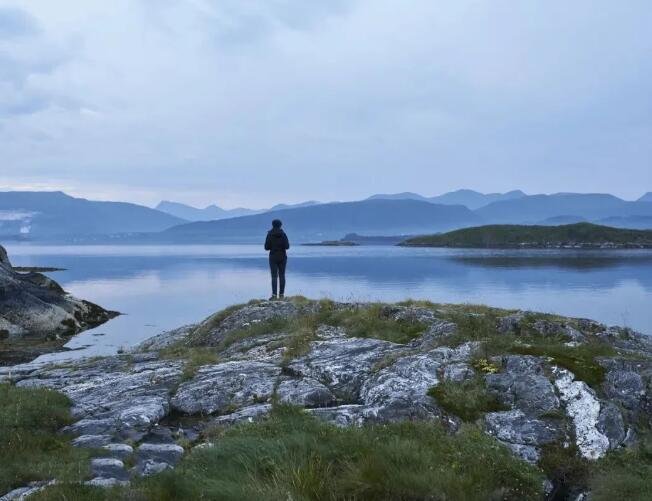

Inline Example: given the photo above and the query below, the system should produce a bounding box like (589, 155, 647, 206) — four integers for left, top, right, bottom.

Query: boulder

(0, 244, 116, 339)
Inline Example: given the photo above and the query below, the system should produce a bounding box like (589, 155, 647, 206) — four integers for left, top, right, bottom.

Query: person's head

(272, 219, 283, 229)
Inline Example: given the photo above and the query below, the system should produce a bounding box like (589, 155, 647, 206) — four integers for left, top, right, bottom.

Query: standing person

(264, 219, 290, 300)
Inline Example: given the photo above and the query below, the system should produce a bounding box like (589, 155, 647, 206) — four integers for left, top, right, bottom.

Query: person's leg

(278, 258, 287, 296)
(269, 257, 278, 297)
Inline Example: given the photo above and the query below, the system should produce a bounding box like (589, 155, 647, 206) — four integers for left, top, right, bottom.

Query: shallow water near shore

(5, 244, 652, 363)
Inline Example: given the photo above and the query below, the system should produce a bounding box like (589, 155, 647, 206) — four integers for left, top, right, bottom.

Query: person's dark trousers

(269, 256, 287, 296)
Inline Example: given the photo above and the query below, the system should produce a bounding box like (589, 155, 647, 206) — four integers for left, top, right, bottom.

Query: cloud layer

(1, 0, 651, 207)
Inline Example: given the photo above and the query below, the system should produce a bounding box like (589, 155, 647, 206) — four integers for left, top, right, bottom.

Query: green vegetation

(159, 346, 220, 380)
(182, 299, 429, 361)
(509, 342, 615, 387)
(400, 222, 652, 248)
(0, 384, 91, 494)
(428, 377, 507, 421)
(589, 433, 652, 501)
(37, 405, 544, 500)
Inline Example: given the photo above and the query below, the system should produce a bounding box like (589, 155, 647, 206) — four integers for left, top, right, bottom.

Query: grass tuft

(0, 384, 91, 494)
(428, 377, 508, 422)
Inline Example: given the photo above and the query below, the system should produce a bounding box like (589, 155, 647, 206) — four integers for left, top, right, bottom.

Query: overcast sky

(1, 1, 651, 209)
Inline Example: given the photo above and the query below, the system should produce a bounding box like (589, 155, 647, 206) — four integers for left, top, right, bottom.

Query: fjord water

(6, 244, 652, 363)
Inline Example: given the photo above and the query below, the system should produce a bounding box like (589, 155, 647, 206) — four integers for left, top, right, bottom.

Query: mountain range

(0, 191, 183, 239)
(366, 189, 527, 210)
(161, 199, 481, 242)
(156, 200, 320, 221)
(1, 190, 652, 242)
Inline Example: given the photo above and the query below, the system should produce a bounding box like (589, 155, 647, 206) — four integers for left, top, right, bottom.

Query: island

(301, 240, 360, 246)
(1, 297, 650, 499)
(400, 222, 652, 249)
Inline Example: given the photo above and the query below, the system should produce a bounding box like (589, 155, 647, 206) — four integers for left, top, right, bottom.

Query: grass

(428, 377, 508, 422)
(36, 405, 544, 500)
(0, 384, 91, 494)
(313, 302, 427, 344)
(159, 346, 220, 380)
(509, 342, 615, 387)
(589, 433, 652, 501)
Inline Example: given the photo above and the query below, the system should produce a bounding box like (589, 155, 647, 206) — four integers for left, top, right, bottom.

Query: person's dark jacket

(265, 227, 290, 259)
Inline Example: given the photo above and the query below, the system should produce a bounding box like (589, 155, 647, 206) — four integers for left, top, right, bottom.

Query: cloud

(0, 6, 38, 38)
(0, 0, 651, 206)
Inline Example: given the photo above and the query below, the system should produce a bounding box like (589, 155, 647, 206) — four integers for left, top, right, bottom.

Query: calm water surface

(6, 244, 652, 362)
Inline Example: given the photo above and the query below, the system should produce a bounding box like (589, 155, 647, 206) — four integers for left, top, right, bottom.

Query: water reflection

(5, 244, 651, 361)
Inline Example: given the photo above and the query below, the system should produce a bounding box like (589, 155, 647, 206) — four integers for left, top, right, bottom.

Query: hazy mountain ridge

(163, 199, 481, 241)
(0, 191, 184, 238)
(156, 200, 321, 221)
(476, 193, 652, 224)
(156, 201, 258, 221)
(368, 189, 527, 209)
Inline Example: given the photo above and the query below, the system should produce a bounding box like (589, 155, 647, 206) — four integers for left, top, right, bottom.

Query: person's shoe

(269, 295, 277, 301)
(279, 294, 285, 300)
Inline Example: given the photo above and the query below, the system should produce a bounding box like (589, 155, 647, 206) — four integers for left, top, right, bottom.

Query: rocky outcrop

(0, 245, 116, 341)
(1, 299, 650, 493)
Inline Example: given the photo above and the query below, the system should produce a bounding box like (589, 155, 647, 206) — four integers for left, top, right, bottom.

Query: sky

(1, 1, 651, 209)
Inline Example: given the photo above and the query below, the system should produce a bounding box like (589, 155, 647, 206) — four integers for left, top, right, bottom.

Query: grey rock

(442, 362, 475, 382)
(276, 377, 336, 407)
(600, 358, 650, 422)
(102, 443, 134, 460)
(72, 434, 113, 448)
(91, 458, 127, 480)
(597, 402, 626, 449)
(307, 404, 369, 427)
(287, 337, 405, 401)
(64, 418, 117, 436)
(360, 353, 444, 422)
(410, 320, 457, 350)
(189, 300, 300, 347)
(132, 324, 196, 352)
(137, 460, 172, 477)
(485, 410, 561, 450)
(0, 245, 116, 339)
(171, 361, 280, 414)
(85, 477, 130, 488)
(381, 305, 438, 324)
(315, 324, 347, 339)
(497, 312, 526, 334)
(211, 404, 273, 426)
(486, 373, 559, 416)
(533, 320, 586, 342)
(137, 443, 184, 465)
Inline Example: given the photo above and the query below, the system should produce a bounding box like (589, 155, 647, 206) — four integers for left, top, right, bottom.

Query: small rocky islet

(0, 245, 117, 365)
(1, 296, 650, 500)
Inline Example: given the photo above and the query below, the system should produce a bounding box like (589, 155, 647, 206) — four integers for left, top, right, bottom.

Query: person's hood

(269, 227, 285, 236)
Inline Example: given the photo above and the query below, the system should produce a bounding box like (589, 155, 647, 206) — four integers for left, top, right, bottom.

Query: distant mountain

(162, 199, 482, 242)
(0, 191, 184, 239)
(638, 192, 652, 203)
(156, 201, 257, 221)
(368, 190, 526, 210)
(429, 189, 527, 210)
(476, 193, 652, 224)
(268, 201, 321, 211)
(366, 192, 429, 202)
(156, 200, 321, 221)
(598, 216, 652, 230)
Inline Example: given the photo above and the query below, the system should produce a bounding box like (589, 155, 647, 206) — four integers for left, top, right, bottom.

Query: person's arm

(284, 233, 290, 250)
(264, 233, 271, 250)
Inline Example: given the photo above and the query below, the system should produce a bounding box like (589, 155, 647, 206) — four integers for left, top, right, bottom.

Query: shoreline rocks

(0, 244, 117, 363)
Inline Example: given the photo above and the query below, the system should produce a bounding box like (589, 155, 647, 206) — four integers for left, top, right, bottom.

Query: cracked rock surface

(2, 299, 650, 494)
